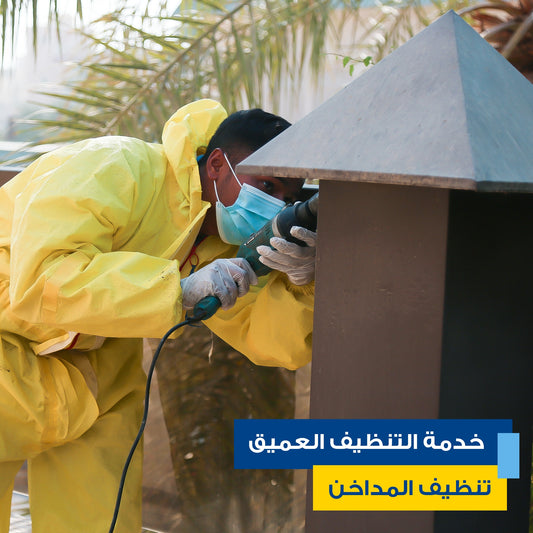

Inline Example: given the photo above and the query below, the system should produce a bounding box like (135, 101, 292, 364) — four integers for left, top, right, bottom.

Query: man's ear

(206, 147, 225, 182)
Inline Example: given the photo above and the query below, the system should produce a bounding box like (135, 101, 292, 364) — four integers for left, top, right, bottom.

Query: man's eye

(262, 181, 275, 193)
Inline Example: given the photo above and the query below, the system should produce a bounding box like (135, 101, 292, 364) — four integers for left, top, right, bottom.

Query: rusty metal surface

(238, 11, 533, 193)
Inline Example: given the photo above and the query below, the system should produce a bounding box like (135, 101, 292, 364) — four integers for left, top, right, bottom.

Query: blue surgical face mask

(214, 153, 285, 245)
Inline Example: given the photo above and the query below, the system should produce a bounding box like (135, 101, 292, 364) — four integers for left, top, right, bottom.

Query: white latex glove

(257, 226, 317, 285)
(180, 258, 258, 310)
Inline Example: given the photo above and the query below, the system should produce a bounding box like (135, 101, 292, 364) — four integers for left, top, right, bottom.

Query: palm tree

(5, 0, 465, 149)
(6, 0, 362, 147)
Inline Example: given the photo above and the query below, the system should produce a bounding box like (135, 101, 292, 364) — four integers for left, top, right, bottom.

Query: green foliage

(12, 0, 364, 148)
(4, 0, 462, 153)
(336, 53, 373, 76)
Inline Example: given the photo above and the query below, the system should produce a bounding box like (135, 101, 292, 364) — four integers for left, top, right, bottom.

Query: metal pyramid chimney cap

(238, 10, 533, 192)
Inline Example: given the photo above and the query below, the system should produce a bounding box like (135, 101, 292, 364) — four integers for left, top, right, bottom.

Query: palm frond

(459, 0, 533, 80)
(6, 0, 473, 154)
(0, 0, 85, 64)
(13, 0, 349, 147)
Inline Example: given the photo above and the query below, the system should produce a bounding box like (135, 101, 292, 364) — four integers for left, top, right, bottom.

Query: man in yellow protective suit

(0, 99, 315, 532)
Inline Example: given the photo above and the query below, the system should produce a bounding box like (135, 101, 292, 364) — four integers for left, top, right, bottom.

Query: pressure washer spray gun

(191, 191, 319, 321)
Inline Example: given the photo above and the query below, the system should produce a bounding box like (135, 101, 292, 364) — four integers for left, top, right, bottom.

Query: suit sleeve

(9, 139, 185, 338)
(204, 271, 314, 370)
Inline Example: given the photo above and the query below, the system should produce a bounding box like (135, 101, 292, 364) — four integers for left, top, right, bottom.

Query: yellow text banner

(313, 465, 506, 511)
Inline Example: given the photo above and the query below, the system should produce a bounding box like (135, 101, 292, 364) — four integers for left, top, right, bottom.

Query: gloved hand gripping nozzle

(189, 191, 319, 321)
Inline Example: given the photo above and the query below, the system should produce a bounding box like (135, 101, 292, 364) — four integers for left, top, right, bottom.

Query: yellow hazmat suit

(0, 99, 314, 532)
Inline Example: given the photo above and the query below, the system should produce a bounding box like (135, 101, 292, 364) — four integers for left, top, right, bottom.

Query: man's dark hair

(199, 108, 291, 166)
